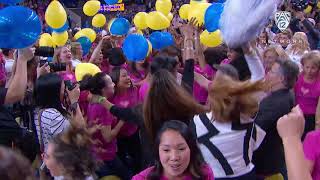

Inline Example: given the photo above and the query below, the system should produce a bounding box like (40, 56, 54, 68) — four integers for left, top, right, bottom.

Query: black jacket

(253, 88, 295, 175)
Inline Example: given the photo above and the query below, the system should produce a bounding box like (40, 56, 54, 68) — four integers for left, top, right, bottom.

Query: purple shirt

(87, 103, 117, 161)
(294, 74, 320, 115)
(111, 87, 139, 137)
(132, 165, 214, 180)
(303, 130, 320, 180)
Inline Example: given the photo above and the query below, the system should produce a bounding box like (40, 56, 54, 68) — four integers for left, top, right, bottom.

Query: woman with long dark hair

(143, 69, 206, 141)
(133, 120, 214, 180)
(110, 66, 141, 174)
(34, 73, 84, 152)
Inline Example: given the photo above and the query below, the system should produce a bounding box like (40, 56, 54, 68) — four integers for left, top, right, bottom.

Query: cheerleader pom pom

(219, 0, 282, 48)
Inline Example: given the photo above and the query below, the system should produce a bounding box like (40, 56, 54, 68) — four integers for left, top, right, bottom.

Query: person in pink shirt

(110, 66, 141, 174)
(53, 46, 76, 82)
(193, 64, 214, 105)
(126, 61, 149, 87)
(80, 72, 130, 179)
(294, 51, 320, 139)
(132, 120, 214, 180)
(303, 130, 320, 180)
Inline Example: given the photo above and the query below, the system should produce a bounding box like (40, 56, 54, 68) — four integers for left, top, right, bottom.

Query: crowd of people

(0, 0, 320, 180)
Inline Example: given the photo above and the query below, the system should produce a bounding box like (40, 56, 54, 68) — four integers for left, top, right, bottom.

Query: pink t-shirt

(303, 130, 320, 180)
(138, 81, 150, 103)
(59, 71, 76, 83)
(79, 90, 89, 117)
(132, 165, 214, 180)
(193, 64, 215, 104)
(111, 87, 139, 137)
(294, 74, 320, 115)
(124, 64, 147, 85)
(87, 103, 118, 161)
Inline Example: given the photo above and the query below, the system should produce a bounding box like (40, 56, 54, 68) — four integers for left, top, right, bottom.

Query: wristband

(69, 102, 78, 114)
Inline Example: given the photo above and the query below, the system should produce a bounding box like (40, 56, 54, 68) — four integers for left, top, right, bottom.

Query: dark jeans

(302, 114, 315, 140)
(96, 156, 130, 180)
(215, 169, 255, 180)
(117, 131, 142, 175)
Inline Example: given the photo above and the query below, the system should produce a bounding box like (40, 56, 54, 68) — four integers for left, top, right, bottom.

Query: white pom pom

(219, 0, 282, 48)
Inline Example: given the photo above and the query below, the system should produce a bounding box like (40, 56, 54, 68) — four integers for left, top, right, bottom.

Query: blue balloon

(109, 18, 130, 36)
(104, 0, 118, 5)
(51, 22, 69, 33)
(122, 34, 148, 62)
(0, 6, 42, 49)
(77, 37, 92, 56)
(149, 32, 174, 50)
(204, 3, 224, 32)
(0, 0, 24, 5)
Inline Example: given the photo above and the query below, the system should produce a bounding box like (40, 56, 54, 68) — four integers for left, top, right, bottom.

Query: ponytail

(79, 72, 106, 95)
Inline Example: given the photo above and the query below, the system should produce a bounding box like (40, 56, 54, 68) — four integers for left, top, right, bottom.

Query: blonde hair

(208, 74, 267, 122)
(289, 32, 310, 54)
(301, 50, 320, 69)
(53, 46, 70, 63)
(70, 42, 82, 60)
(263, 45, 290, 61)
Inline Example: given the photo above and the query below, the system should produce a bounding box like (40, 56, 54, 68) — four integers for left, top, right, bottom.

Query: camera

(64, 80, 77, 91)
(34, 47, 55, 57)
(39, 60, 67, 72)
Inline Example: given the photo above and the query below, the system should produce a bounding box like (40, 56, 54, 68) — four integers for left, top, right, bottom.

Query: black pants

(96, 156, 130, 180)
(302, 114, 315, 140)
(117, 131, 142, 176)
(215, 169, 255, 180)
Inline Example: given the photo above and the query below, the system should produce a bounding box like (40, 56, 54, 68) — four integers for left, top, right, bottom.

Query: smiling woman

(132, 120, 214, 180)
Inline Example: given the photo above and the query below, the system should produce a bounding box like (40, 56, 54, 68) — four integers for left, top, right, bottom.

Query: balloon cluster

(133, 0, 173, 30)
(0, 0, 41, 48)
(178, 0, 224, 47)
(74, 28, 97, 56)
(40, 0, 69, 47)
(83, 0, 107, 28)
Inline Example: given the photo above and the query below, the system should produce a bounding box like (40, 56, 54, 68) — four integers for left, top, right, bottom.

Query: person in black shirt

(253, 60, 300, 180)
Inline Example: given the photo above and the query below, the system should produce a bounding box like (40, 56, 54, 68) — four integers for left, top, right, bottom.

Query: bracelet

(69, 102, 78, 114)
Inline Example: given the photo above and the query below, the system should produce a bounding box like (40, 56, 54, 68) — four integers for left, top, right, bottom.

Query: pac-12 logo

(275, 11, 291, 32)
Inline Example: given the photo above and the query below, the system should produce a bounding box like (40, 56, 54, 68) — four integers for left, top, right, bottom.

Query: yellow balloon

(147, 39, 152, 56)
(318, 2, 320, 9)
(39, 33, 55, 47)
(304, 5, 312, 14)
(75, 28, 97, 42)
(190, 0, 207, 5)
(200, 30, 223, 47)
(167, 12, 173, 21)
(52, 31, 68, 47)
(45, 0, 67, 29)
(92, 14, 106, 28)
(146, 11, 170, 30)
(155, 0, 172, 15)
(188, 2, 211, 26)
(75, 63, 101, 81)
(118, 0, 122, 3)
(134, 12, 148, 30)
(83, 0, 101, 16)
(179, 4, 190, 20)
